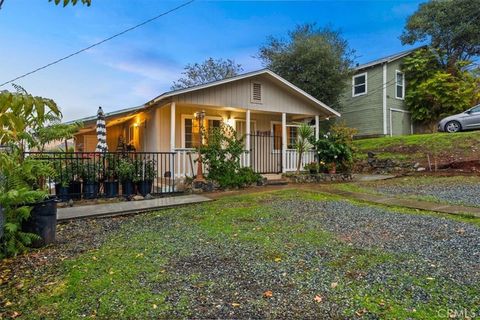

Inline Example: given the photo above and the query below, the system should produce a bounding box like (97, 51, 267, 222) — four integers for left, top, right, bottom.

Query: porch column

(282, 112, 287, 173)
(246, 109, 251, 166)
(170, 102, 175, 152)
(315, 115, 320, 141)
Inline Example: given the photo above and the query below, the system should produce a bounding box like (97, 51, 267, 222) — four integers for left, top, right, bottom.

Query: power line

(0, 0, 195, 87)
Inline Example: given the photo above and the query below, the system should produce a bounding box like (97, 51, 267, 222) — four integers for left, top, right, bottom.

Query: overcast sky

(0, 0, 424, 121)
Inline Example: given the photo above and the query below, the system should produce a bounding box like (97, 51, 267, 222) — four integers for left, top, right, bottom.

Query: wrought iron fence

(23, 151, 177, 201)
(250, 133, 282, 174)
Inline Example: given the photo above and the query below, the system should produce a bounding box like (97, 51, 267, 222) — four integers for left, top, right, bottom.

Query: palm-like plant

(295, 123, 314, 174)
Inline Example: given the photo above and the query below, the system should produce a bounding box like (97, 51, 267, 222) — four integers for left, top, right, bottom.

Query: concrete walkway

(57, 194, 212, 221)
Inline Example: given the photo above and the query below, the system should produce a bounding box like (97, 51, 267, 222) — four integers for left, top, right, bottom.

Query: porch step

(265, 179, 289, 186)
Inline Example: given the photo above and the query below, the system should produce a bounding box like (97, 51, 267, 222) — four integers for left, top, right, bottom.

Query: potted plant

(81, 160, 102, 199)
(304, 162, 318, 174)
(136, 158, 156, 196)
(54, 160, 73, 202)
(117, 157, 136, 197)
(103, 154, 119, 198)
(68, 161, 82, 200)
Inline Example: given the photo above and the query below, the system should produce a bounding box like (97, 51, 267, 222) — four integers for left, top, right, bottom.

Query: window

(235, 120, 256, 137)
(469, 105, 480, 114)
(251, 82, 262, 103)
(287, 126, 298, 149)
(395, 70, 405, 99)
(183, 117, 200, 148)
(352, 73, 367, 97)
(182, 116, 222, 148)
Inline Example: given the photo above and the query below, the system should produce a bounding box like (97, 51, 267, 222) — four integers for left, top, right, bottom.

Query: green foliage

(200, 125, 261, 188)
(135, 159, 157, 182)
(35, 122, 82, 152)
(258, 23, 354, 106)
(401, 0, 480, 66)
(403, 48, 480, 130)
(294, 123, 313, 173)
(310, 131, 353, 172)
(304, 161, 319, 174)
(171, 58, 243, 90)
(80, 160, 103, 183)
(117, 158, 136, 182)
(49, 0, 91, 6)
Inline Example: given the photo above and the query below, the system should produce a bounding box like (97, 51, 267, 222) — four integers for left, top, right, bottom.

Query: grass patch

(3, 189, 479, 319)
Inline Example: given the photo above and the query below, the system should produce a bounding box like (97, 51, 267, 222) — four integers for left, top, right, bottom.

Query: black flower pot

(22, 197, 57, 248)
(69, 181, 82, 200)
(122, 180, 135, 197)
(83, 182, 99, 199)
(54, 183, 71, 202)
(137, 180, 153, 196)
(104, 181, 119, 198)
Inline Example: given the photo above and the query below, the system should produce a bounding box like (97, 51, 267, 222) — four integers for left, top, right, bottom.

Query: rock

(68, 199, 74, 207)
(132, 195, 144, 201)
(417, 167, 426, 172)
(144, 194, 154, 200)
(413, 162, 421, 168)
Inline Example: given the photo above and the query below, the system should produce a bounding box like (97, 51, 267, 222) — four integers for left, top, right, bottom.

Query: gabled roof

(354, 47, 424, 71)
(147, 68, 340, 117)
(68, 69, 339, 125)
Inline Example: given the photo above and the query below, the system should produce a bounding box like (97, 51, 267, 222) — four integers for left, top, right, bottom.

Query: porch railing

(285, 149, 316, 172)
(24, 151, 177, 200)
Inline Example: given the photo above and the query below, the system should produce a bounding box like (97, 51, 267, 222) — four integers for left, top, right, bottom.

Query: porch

(74, 102, 322, 178)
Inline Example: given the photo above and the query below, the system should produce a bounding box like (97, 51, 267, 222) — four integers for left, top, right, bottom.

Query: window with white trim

(352, 73, 367, 97)
(235, 119, 255, 137)
(182, 115, 222, 148)
(395, 70, 405, 99)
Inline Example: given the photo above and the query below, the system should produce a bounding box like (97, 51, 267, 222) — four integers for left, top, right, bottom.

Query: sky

(0, 0, 425, 121)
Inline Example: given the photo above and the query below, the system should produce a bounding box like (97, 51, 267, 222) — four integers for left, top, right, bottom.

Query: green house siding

(339, 56, 412, 136)
(339, 64, 384, 136)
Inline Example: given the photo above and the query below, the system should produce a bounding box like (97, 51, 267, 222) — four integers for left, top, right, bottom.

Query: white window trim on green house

(395, 70, 405, 100)
(352, 72, 367, 97)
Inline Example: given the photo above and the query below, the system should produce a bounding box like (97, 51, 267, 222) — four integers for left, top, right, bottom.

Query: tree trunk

(296, 151, 303, 174)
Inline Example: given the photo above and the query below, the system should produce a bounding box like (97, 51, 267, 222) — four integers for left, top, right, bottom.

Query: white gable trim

(150, 69, 340, 118)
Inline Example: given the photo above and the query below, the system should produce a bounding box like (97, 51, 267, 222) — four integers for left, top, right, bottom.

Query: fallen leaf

(274, 257, 282, 262)
(314, 295, 323, 303)
(263, 290, 273, 298)
(4, 301, 12, 307)
(11, 311, 22, 318)
(152, 304, 158, 309)
(330, 282, 338, 289)
(231, 303, 240, 307)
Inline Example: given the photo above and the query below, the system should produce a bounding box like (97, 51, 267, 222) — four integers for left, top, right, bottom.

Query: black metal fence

(23, 151, 177, 201)
(250, 133, 282, 174)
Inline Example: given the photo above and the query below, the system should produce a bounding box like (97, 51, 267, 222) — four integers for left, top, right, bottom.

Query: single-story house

(339, 48, 421, 137)
(71, 69, 340, 178)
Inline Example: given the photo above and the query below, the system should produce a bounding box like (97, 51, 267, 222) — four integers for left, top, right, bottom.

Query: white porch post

(170, 102, 176, 152)
(281, 112, 287, 173)
(246, 109, 251, 167)
(315, 115, 320, 141)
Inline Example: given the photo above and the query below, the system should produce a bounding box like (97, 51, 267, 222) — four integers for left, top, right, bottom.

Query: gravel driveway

(2, 190, 479, 319)
(375, 183, 480, 207)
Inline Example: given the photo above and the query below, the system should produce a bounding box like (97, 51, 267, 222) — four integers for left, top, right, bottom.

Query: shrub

(310, 131, 354, 173)
(200, 125, 261, 188)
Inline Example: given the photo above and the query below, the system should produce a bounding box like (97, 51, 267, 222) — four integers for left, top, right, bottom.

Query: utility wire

(0, 0, 195, 87)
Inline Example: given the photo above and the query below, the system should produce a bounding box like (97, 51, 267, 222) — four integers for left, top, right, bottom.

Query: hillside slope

(353, 131, 480, 172)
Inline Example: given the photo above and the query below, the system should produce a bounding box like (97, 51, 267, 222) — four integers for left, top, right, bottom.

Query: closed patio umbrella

(95, 106, 108, 152)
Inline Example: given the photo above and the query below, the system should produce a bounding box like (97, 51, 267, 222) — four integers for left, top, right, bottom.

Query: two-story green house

(340, 48, 418, 137)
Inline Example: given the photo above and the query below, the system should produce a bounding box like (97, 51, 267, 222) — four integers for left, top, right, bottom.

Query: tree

(403, 48, 480, 131)
(171, 58, 243, 90)
(401, 0, 480, 67)
(294, 123, 313, 174)
(49, 0, 91, 6)
(258, 23, 354, 107)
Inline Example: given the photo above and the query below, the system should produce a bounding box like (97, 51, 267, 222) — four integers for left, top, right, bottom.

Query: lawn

(1, 189, 479, 319)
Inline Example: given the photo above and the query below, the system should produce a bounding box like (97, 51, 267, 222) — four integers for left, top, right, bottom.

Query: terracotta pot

(328, 163, 337, 174)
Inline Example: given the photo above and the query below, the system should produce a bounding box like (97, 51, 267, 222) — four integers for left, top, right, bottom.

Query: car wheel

(445, 121, 462, 133)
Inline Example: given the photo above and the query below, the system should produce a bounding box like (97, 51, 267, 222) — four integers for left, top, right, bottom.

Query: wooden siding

(172, 74, 323, 116)
(339, 57, 411, 136)
(339, 65, 384, 136)
(386, 59, 410, 135)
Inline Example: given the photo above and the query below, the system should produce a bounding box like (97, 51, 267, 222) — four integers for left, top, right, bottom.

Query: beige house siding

(172, 75, 322, 116)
